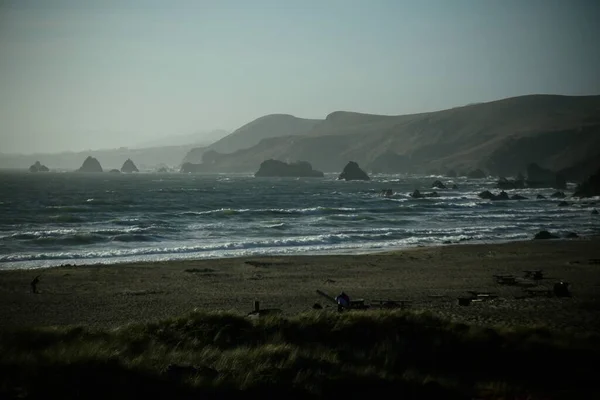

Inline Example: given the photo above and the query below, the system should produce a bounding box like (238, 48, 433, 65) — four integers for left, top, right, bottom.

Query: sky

(1, 0, 599, 154)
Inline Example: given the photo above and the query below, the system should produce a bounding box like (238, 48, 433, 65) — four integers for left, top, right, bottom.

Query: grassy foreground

(1, 310, 599, 399)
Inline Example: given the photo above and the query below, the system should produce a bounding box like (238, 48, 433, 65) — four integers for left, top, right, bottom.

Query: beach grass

(2, 309, 599, 399)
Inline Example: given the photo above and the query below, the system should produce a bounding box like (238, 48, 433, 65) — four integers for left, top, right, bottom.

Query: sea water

(0, 171, 597, 269)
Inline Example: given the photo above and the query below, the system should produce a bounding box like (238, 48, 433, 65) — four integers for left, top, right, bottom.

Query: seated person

(335, 292, 350, 309)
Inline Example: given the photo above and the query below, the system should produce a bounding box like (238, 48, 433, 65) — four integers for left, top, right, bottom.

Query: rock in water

(495, 191, 509, 200)
(526, 163, 566, 189)
(254, 159, 324, 177)
(573, 168, 600, 198)
(77, 156, 103, 172)
(511, 194, 528, 200)
(550, 191, 566, 198)
(338, 161, 370, 181)
(478, 190, 495, 200)
(558, 201, 569, 207)
(496, 176, 525, 189)
(431, 180, 447, 189)
(534, 230, 559, 240)
(536, 194, 546, 199)
(592, 209, 599, 215)
(120, 159, 139, 173)
(109, 169, 121, 173)
(29, 161, 49, 172)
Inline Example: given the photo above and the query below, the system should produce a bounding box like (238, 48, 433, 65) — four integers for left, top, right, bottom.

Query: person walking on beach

(30, 275, 40, 294)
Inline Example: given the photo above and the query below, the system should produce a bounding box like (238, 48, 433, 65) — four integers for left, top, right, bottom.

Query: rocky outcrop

(410, 190, 440, 198)
(496, 176, 525, 190)
(120, 159, 139, 173)
(254, 160, 324, 178)
(77, 156, 103, 173)
(431, 180, 447, 189)
(511, 194, 528, 200)
(526, 163, 566, 189)
(338, 162, 370, 181)
(109, 169, 121, 173)
(478, 190, 509, 201)
(573, 168, 600, 198)
(467, 169, 486, 179)
(29, 161, 49, 172)
(533, 230, 559, 240)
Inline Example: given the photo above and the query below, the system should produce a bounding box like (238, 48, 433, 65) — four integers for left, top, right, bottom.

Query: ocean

(0, 172, 597, 270)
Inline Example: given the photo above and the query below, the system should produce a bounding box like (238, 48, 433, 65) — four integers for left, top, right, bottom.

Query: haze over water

(0, 172, 596, 270)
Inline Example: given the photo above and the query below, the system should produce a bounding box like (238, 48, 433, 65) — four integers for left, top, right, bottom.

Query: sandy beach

(1, 238, 600, 332)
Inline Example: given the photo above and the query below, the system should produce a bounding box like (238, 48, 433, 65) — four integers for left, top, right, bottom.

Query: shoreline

(0, 234, 585, 271)
(1, 237, 600, 331)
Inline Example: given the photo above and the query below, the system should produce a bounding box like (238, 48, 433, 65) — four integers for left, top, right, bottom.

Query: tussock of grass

(1, 310, 598, 399)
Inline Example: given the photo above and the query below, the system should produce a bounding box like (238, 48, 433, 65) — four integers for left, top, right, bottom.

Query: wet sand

(1, 238, 600, 332)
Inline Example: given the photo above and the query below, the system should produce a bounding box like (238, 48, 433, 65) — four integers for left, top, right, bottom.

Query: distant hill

(182, 114, 321, 163)
(181, 94, 600, 178)
(0, 144, 199, 171)
(135, 129, 229, 149)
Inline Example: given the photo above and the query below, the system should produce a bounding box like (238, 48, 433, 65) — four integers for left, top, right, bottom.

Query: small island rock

(573, 168, 600, 198)
(534, 230, 559, 240)
(431, 180, 447, 189)
(478, 190, 510, 201)
(109, 169, 121, 173)
(255, 159, 324, 178)
(29, 161, 49, 172)
(526, 163, 566, 189)
(77, 156, 103, 173)
(121, 159, 139, 173)
(338, 162, 370, 181)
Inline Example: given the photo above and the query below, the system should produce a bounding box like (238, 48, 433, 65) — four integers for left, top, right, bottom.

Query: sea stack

(338, 161, 370, 181)
(121, 159, 139, 173)
(526, 163, 566, 189)
(77, 156, 103, 172)
(254, 160, 324, 177)
(573, 168, 600, 198)
(28, 161, 49, 172)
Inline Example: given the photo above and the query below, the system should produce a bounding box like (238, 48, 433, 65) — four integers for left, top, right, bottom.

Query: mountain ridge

(181, 94, 600, 177)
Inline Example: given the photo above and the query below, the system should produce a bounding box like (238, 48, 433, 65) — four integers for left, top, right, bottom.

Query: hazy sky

(1, 0, 599, 154)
